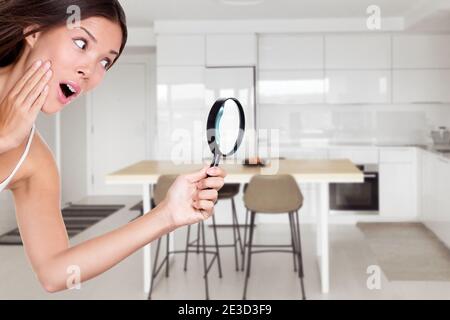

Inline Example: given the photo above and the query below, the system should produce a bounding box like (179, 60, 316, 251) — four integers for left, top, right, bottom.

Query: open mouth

(59, 83, 77, 98)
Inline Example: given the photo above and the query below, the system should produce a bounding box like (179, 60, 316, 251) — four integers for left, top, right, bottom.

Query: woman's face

(25, 17, 123, 114)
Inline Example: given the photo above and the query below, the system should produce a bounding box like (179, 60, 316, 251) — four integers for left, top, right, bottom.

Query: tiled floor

(1, 196, 450, 300)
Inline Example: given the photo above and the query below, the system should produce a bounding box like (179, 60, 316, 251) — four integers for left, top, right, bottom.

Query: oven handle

(364, 173, 377, 178)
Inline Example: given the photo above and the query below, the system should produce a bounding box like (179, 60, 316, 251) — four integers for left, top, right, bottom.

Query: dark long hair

(0, 0, 127, 68)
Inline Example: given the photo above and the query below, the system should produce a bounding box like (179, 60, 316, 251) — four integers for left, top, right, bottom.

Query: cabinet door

(325, 70, 391, 104)
(157, 35, 205, 66)
(206, 34, 256, 66)
(379, 163, 416, 218)
(258, 35, 324, 70)
(325, 35, 391, 69)
(259, 70, 325, 104)
(393, 70, 450, 103)
(420, 151, 434, 222)
(393, 34, 450, 69)
(156, 66, 205, 160)
(425, 156, 450, 247)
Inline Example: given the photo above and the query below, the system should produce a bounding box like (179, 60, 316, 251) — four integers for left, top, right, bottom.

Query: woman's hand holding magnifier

(160, 165, 226, 229)
(0, 60, 52, 153)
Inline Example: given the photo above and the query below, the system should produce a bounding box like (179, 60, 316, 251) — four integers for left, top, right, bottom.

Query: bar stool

(242, 174, 306, 300)
(147, 175, 221, 300)
(183, 184, 243, 273)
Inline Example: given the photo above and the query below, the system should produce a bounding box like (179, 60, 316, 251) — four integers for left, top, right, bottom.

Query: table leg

(142, 183, 152, 293)
(317, 182, 330, 294)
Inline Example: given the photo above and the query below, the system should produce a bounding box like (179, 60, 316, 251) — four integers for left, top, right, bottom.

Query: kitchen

(1, 0, 450, 300)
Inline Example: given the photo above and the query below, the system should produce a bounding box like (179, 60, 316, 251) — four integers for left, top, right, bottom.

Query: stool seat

(218, 183, 240, 199)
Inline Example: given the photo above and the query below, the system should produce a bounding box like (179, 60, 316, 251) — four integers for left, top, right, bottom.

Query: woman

(0, 0, 226, 293)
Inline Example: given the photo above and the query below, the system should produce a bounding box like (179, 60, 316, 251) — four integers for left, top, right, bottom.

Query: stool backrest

(244, 174, 303, 213)
(153, 175, 178, 206)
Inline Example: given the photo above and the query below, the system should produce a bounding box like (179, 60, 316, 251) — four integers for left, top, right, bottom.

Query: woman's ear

(23, 25, 41, 48)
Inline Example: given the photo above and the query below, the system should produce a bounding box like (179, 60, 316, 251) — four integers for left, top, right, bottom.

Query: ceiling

(119, 0, 432, 27)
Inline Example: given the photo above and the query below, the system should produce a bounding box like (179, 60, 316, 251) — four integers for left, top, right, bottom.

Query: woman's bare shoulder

(8, 130, 59, 190)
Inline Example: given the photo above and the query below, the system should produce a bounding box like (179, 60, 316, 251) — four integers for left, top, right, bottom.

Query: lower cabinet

(420, 150, 450, 247)
(379, 148, 417, 218)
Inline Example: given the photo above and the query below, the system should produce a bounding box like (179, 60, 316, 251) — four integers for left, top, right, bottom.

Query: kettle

(431, 126, 450, 145)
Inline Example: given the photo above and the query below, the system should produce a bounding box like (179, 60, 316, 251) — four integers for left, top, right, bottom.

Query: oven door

(329, 165, 379, 212)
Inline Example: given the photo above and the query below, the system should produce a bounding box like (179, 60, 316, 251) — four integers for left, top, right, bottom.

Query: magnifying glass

(206, 97, 246, 169)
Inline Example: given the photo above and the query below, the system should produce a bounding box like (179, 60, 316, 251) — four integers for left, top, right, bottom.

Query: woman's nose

(77, 68, 90, 79)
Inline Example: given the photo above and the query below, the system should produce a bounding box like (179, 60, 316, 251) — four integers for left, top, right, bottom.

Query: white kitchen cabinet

(379, 148, 417, 219)
(259, 70, 325, 104)
(157, 35, 205, 66)
(325, 34, 391, 69)
(156, 66, 205, 160)
(420, 150, 436, 223)
(206, 34, 257, 66)
(258, 35, 324, 70)
(393, 69, 450, 103)
(421, 151, 450, 247)
(325, 70, 391, 104)
(393, 34, 450, 69)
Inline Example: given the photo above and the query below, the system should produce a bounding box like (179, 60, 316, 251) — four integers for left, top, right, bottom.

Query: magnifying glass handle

(210, 153, 221, 168)
(206, 153, 221, 180)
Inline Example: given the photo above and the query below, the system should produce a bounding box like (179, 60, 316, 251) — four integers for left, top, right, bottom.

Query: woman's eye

(74, 39, 87, 50)
(100, 59, 111, 70)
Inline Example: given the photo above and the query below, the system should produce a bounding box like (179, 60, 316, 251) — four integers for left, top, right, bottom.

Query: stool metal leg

(200, 221, 210, 300)
(183, 225, 191, 271)
(197, 223, 201, 254)
(165, 234, 170, 277)
(288, 212, 298, 272)
(243, 212, 256, 300)
(211, 214, 223, 278)
(232, 198, 244, 255)
(294, 210, 306, 300)
(241, 209, 249, 271)
(230, 199, 239, 271)
(148, 235, 163, 300)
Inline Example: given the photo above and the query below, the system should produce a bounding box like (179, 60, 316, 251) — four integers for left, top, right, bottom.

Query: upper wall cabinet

(157, 35, 205, 66)
(325, 35, 391, 69)
(393, 69, 450, 103)
(325, 70, 391, 104)
(258, 35, 324, 70)
(259, 70, 325, 104)
(393, 35, 450, 69)
(206, 34, 257, 67)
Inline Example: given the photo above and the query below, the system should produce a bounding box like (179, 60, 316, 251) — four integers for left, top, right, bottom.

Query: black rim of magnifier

(207, 97, 245, 166)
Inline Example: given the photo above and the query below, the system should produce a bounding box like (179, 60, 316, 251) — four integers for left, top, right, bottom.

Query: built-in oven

(329, 164, 379, 213)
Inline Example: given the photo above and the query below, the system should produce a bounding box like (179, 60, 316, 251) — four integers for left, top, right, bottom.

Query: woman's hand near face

(0, 60, 52, 153)
(160, 166, 226, 228)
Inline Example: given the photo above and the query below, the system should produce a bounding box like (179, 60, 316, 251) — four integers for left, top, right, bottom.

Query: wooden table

(106, 159, 363, 294)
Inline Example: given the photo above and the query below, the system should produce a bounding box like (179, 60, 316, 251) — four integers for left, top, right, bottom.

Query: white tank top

(0, 125, 36, 192)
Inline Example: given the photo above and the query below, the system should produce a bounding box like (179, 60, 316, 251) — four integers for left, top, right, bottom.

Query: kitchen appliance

(431, 126, 450, 152)
(329, 164, 379, 213)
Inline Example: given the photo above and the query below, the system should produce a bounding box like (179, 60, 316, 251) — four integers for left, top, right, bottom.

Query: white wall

(61, 96, 88, 205)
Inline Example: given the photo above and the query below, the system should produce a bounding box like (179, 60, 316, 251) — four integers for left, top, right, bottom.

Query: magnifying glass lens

(217, 101, 241, 155)
(207, 97, 245, 168)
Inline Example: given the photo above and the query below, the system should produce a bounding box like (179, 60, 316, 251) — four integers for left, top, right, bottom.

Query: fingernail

(46, 69, 52, 78)
(207, 167, 217, 175)
(35, 60, 42, 68)
(44, 61, 51, 69)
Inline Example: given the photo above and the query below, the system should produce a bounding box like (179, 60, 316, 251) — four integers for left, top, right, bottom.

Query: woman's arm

(10, 135, 224, 293)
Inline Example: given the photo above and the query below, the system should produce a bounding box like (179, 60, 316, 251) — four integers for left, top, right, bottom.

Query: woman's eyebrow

(77, 26, 119, 56)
